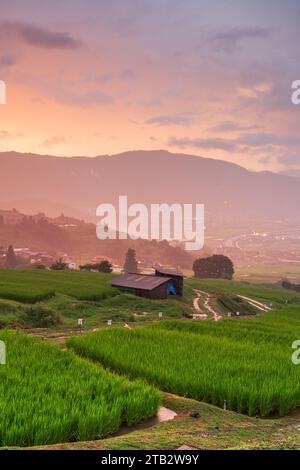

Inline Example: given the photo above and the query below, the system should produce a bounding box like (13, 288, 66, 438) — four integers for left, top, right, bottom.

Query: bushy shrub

(20, 305, 61, 327)
(0, 301, 21, 329)
(0, 312, 19, 328)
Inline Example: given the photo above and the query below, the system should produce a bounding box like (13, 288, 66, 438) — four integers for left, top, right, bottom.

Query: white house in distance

(67, 261, 77, 270)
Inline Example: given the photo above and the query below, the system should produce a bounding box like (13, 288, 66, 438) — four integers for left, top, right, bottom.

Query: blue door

(167, 281, 177, 295)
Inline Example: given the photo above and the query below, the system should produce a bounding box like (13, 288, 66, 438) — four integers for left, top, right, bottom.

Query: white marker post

(78, 318, 83, 333)
(107, 319, 112, 326)
(159, 312, 163, 319)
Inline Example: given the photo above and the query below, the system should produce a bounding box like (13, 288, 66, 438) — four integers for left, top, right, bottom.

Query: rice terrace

(1, 268, 300, 450)
(2, 1, 300, 464)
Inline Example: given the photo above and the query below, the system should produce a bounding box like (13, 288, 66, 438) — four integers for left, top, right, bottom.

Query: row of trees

(121, 249, 234, 281)
(47, 258, 113, 273)
(1, 244, 235, 281)
(79, 260, 113, 273)
(37, 249, 136, 274)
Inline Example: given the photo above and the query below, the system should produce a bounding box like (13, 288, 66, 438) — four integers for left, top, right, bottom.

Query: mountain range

(0, 150, 299, 226)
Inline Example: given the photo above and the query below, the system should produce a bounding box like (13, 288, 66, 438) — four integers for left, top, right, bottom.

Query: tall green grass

(68, 308, 300, 417)
(151, 307, 300, 346)
(0, 330, 160, 446)
(0, 269, 116, 303)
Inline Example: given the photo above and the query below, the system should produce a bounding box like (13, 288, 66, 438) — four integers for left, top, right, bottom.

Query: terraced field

(0, 330, 160, 447)
(0, 269, 117, 303)
(0, 269, 194, 328)
(1, 271, 300, 449)
(187, 278, 300, 306)
(68, 302, 300, 417)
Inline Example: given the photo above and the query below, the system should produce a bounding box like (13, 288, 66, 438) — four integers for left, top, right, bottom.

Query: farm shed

(110, 273, 173, 299)
(154, 267, 184, 296)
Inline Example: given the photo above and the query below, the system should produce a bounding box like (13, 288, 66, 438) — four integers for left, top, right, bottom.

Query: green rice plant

(0, 269, 116, 303)
(0, 330, 160, 447)
(68, 310, 300, 417)
(150, 308, 300, 347)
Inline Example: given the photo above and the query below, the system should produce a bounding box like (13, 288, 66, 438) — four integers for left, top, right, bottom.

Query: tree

(79, 263, 94, 271)
(79, 261, 113, 273)
(5, 245, 17, 269)
(193, 255, 234, 280)
(123, 248, 138, 273)
(51, 257, 67, 270)
(98, 260, 113, 273)
(282, 279, 292, 290)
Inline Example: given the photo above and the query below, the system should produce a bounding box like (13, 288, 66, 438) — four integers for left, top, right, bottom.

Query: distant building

(67, 261, 77, 270)
(110, 268, 183, 299)
(13, 248, 54, 266)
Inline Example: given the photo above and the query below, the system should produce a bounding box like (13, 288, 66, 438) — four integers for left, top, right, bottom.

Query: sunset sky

(0, 0, 299, 172)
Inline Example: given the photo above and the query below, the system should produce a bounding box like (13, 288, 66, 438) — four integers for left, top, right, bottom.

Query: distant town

(1, 208, 300, 285)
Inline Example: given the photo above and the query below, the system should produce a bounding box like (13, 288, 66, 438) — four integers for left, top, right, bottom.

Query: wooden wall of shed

(135, 284, 168, 299)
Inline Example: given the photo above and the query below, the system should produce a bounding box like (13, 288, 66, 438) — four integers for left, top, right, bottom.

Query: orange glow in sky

(0, 0, 299, 172)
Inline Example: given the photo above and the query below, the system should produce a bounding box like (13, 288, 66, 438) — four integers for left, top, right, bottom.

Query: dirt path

(237, 295, 271, 312)
(193, 289, 221, 321)
(193, 290, 271, 320)
(192, 291, 208, 319)
(113, 406, 177, 437)
(193, 294, 202, 313)
(203, 293, 222, 321)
